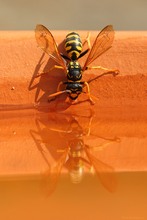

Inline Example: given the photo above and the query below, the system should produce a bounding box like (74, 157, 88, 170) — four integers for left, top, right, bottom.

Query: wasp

(35, 24, 119, 104)
(30, 113, 119, 195)
(46, 115, 119, 190)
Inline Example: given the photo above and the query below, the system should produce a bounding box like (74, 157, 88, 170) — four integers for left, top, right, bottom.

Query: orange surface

(0, 173, 147, 220)
(0, 30, 147, 177)
(0, 31, 147, 220)
(0, 31, 147, 110)
(0, 108, 147, 176)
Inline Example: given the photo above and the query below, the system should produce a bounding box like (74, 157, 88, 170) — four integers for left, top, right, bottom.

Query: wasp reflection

(30, 113, 120, 195)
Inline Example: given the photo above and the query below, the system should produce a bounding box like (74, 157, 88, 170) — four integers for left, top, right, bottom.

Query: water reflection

(30, 112, 120, 195)
(1, 109, 147, 220)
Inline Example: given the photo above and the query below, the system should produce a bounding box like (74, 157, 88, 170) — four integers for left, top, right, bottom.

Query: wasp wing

(85, 145, 117, 192)
(35, 24, 66, 71)
(83, 25, 115, 71)
(42, 148, 69, 196)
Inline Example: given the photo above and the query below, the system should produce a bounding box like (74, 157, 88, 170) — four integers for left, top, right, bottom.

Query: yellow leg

(86, 114, 94, 136)
(86, 137, 120, 151)
(36, 65, 64, 78)
(57, 81, 64, 92)
(79, 32, 91, 59)
(86, 66, 119, 84)
(48, 81, 71, 100)
(82, 32, 91, 49)
(84, 82, 95, 105)
(48, 89, 71, 100)
(87, 66, 119, 75)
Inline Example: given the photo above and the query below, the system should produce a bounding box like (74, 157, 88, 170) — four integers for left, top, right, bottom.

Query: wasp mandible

(35, 25, 119, 104)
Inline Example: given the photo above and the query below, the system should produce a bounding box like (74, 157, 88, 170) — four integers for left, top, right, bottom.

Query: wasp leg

(84, 114, 94, 136)
(36, 65, 64, 78)
(84, 82, 95, 105)
(48, 81, 71, 101)
(87, 138, 120, 151)
(48, 81, 64, 100)
(56, 81, 65, 92)
(48, 90, 70, 99)
(82, 32, 91, 49)
(87, 68, 119, 84)
(87, 66, 119, 75)
(79, 32, 91, 59)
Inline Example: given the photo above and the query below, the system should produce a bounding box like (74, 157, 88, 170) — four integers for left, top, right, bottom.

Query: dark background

(0, 0, 146, 30)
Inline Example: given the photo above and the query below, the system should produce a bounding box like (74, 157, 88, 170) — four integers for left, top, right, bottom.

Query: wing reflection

(30, 112, 120, 195)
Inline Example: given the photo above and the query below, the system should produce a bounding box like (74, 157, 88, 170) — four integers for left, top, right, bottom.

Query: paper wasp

(35, 24, 119, 104)
(30, 113, 119, 195)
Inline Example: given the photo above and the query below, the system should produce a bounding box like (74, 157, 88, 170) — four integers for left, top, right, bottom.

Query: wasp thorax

(65, 32, 82, 60)
(67, 61, 82, 81)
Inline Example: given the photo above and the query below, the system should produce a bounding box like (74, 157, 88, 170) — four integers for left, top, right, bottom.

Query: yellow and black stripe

(65, 32, 82, 60)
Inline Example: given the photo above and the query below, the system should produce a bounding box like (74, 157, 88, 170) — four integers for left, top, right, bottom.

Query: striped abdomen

(65, 32, 82, 60)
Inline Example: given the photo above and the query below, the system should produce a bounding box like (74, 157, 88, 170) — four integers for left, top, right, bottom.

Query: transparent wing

(85, 145, 117, 192)
(35, 24, 66, 70)
(42, 148, 69, 196)
(83, 25, 115, 70)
